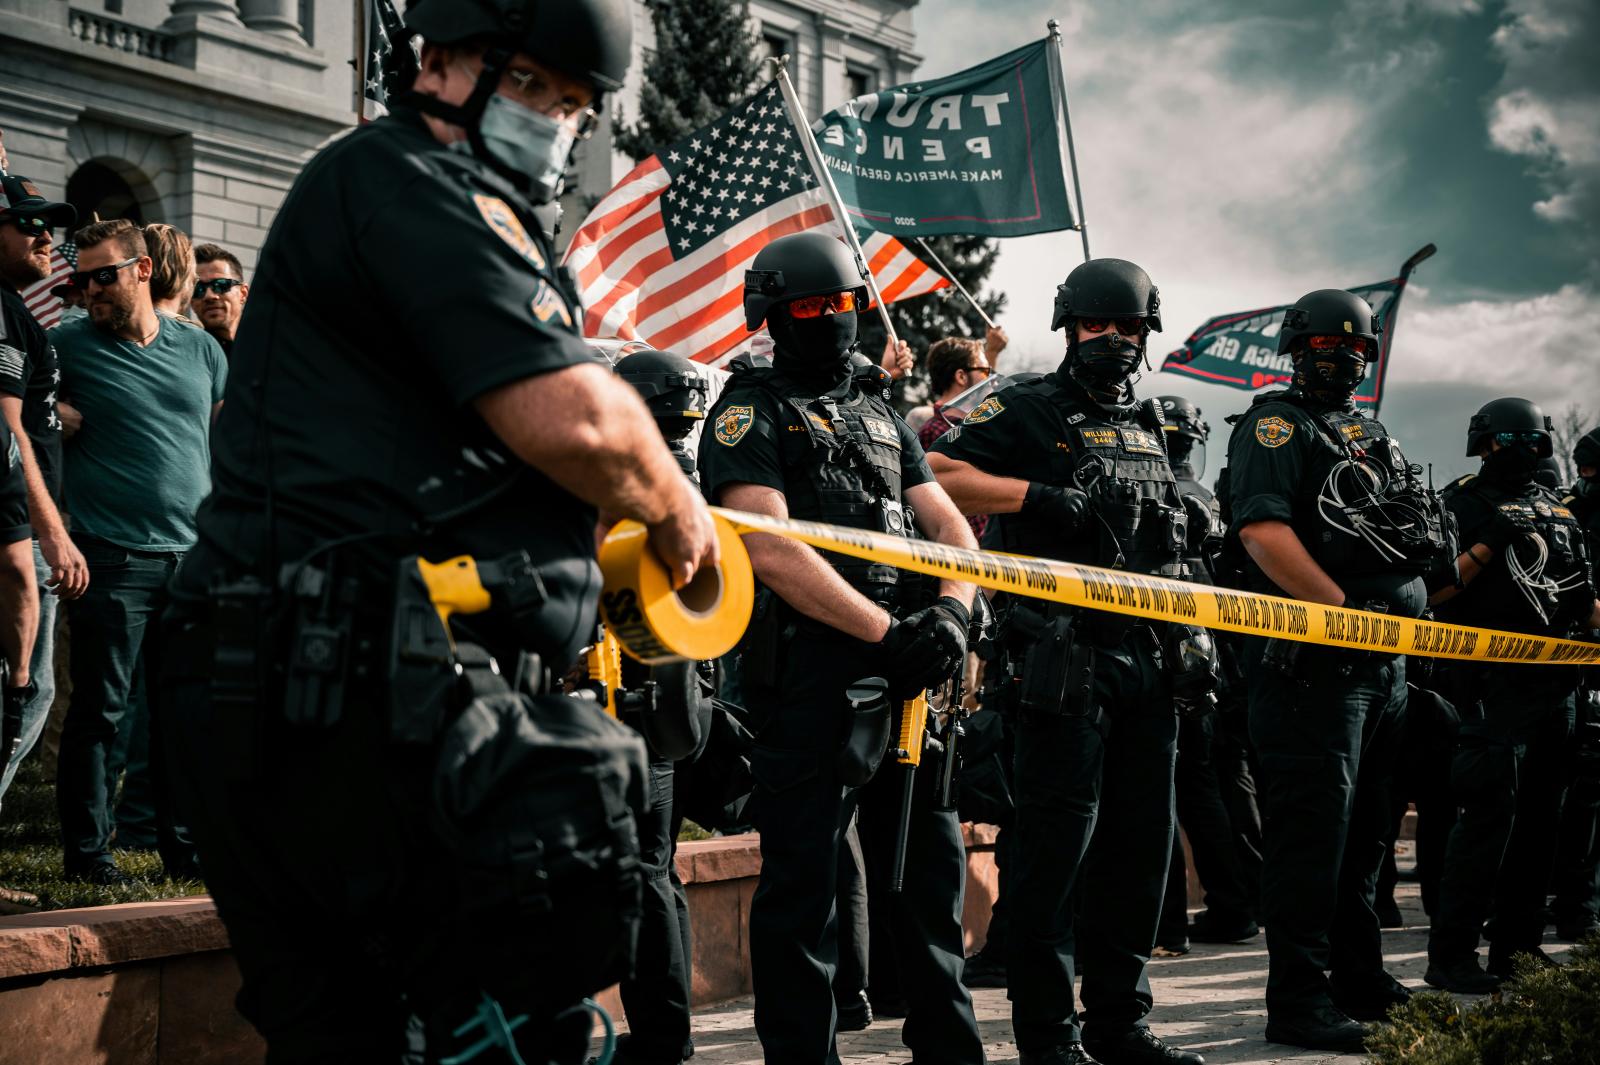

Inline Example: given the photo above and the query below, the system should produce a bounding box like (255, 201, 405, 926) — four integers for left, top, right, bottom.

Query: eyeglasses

(69, 257, 139, 290)
(1079, 317, 1145, 337)
(1494, 431, 1548, 447)
(5, 217, 52, 238)
(964, 365, 992, 378)
(193, 278, 243, 298)
(787, 291, 867, 318)
(458, 60, 601, 138)
(1306, 335, 1372, 354)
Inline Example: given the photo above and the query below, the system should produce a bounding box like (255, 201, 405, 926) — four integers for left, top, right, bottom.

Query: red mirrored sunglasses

(1080, 317, 1145, 337)
(787, 291, 868, 319)
(1306, 335, 1372, 354)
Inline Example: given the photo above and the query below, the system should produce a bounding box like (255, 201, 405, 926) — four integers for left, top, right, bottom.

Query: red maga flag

(563, 82, 949, 366)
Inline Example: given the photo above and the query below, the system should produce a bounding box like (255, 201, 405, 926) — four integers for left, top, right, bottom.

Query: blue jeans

(0, 542, 60, 810)
(57, 534, 190, 874)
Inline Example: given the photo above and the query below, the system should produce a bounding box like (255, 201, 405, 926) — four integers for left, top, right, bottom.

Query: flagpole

(352, 0, 366, 119)
(1367, 242, 1436, 416)
(770, 57, 901, 350)
(1045, 19, 1091, 262)
(914, 237, 995, 329)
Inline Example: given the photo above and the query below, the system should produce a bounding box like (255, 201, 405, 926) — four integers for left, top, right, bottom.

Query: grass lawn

(0, 758, 207, 912)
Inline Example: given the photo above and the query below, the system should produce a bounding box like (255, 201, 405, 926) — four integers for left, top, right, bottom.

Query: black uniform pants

(835, 814, 872, 1009)
(1551, 692, 1600, 931)
(1158, 713, 1256, 942)
(1429, 668, 1575, 965)
(1246, 643, 1406, 1015)
(1008, 629, 1177, 1050)
(619, 758, 693, 1063)
(746, 633, 980, 1065)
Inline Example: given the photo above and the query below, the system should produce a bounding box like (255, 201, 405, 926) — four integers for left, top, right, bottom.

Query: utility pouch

(836, 677, 894, 787)
(1018, 613, 1095, 718)
(388, 561, 459, 745)
(280, 565, 360, 731)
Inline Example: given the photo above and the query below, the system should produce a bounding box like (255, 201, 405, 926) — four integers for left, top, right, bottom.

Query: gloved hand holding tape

(596, 509, 1600, 667)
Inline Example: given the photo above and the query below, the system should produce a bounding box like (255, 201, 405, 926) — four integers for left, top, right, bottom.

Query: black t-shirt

(179, 107, 600, 665)
(0, 416, 29, 544)
(0, 282, 62, 504)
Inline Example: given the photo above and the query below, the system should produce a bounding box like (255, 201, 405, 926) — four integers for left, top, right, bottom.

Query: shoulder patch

(529, 281, 573, 327)
(1254, 415, 1295, 449)
(473, 193, 547, 270)
(714, 404, 754, 447)
(966, 396, 1005, 424)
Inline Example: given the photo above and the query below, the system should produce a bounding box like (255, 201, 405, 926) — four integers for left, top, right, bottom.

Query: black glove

(879, 602, 969, 699)
(1022, 482, 1090, 531)
(1, 679, 35, 771)
(1481, 506, 1535, 553)
(1181, 493, 1212, 551)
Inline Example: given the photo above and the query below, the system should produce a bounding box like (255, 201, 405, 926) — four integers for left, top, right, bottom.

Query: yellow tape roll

(598, 513, 755, 665)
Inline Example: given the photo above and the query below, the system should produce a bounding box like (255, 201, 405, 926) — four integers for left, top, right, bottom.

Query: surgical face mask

(456, 92, 576, 205)
(769, 308, 858, 378)
(1070, 332, 1142, 391)
(1481, 444, 1541, 486)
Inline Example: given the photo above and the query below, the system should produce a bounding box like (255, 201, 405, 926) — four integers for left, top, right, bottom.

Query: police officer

(160, 0, 721, 1059)
(610, 348, 711, 1065)
(930, 259, 1207, 1065)
(698, 230, 984, 1065)
(1221, 289, 1448, 1050)
(1422, 400, 1600, 992)
(1154, 397, 1260, 951)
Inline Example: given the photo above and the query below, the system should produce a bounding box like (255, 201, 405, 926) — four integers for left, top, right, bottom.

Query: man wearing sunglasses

(190, 243, 248, 356)
(929, 258, 1207, 1065)
(1421, 399, 1600, 992)
(161, 1, 720, 1062)
(0, 174, 86, 818)
(701, 230, 983, 1065)
(1220, 289, 1455, 1051)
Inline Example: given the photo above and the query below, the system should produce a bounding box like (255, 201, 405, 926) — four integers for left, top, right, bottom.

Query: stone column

(166, 0, 243, 22)
(237, 0, 300, 39)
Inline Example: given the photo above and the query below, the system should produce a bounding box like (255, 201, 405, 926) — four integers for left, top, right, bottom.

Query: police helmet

(1050, 259, 1162, 333)
(1533, 457, 1563, 491)
(616, 348, 708, 423)
(1157, 395, 1210, 442)
(1277, 289, 1381, 356)
(743, 232, 869, 331)
(405, 0, 633, 93)
(1465, 397, 1554, 458)
(1574, 425, 1600, 470)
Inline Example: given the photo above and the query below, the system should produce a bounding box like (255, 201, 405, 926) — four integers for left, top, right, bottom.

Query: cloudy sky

(911, 0, 1598, 485)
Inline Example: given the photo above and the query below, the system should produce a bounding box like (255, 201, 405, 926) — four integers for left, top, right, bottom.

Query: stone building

(0, 0, 920, 271)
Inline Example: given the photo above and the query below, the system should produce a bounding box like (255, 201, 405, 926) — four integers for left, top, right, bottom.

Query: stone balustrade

(66, 8, 176, 62)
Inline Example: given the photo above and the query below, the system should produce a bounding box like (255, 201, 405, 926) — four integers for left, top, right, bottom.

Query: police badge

(715, 405, 754, 447)
(1255, 416, 1294, 449)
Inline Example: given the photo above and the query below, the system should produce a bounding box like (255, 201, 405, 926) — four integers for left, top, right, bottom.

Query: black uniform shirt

(179, 107, 599, 662)
(0, 282, 62, 503)
(699, 376, 932, 504)
(0, 416, 29, 543)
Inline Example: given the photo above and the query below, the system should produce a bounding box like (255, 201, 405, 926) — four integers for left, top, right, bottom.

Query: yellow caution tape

(598, 514, 755, 665)
(709, 507, 1600, 666)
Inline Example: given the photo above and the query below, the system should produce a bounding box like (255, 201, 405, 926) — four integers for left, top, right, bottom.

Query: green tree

(613, 0, 764, 163)
(856, 234, 1009, 411)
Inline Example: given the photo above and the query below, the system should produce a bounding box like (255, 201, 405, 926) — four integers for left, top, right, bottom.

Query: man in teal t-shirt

(52, 220, 226, 884)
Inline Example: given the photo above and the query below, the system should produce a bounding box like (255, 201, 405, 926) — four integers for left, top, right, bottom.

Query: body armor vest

(726, 367, 907, 603)
(1444, 476, 1593, 634)
(995, 379, 1188, 578)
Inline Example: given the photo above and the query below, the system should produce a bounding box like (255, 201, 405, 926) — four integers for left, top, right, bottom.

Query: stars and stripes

(360, 0, 409, 122)
(18, 242, 76, 329)
(563, 82, 949, 366)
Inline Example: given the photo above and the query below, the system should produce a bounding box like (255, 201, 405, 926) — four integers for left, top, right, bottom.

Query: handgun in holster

(387, 550, 544, 745)
(1017, 611, 1095, 720)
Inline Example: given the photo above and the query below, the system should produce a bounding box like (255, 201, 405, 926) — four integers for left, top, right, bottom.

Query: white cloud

(1393, 282, 1600, 395)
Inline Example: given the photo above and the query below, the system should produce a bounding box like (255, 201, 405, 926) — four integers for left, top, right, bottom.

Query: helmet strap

(397, 45, 533, 194)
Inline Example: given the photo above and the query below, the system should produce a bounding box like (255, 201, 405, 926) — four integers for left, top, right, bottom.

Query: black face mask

(769, 308, 858, 382)
(1481, 444, 1541, 486)
(1577, 475, 1597, 498)
(1292, 346, 1367, 403)
(1068, 332, 1142, 392)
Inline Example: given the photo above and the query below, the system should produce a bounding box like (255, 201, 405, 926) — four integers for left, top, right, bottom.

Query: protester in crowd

(906, 326, 1006, 432)
(51, 218, 226, 885)
(190, 242, 248, 356)
(51, 282, 87, 325)
(142, 223, 198, 322)
(0, 174, 86, 816)
(0, 416, 40, 819)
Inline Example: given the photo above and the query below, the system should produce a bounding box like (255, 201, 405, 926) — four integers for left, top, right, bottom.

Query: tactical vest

(1446, 475, 1594, 632)
(1173, 470, 1222, 585)
(726, 367, 906, 603)
(994, 379, 1188, 578)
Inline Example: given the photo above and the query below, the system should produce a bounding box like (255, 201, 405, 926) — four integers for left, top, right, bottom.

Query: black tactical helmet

(1050, 259, 1162, 333)
(1465, 397, 1554, 457)
(1574, 425, 1600, 470)
(1533, 456, 1563, 491)
(1277, 289, 1381, 356)
(1157, 395, 1210, 441)
(616, 348, 708, 423)
(405, 0, 633, 93)
(743, 231, 869, 331)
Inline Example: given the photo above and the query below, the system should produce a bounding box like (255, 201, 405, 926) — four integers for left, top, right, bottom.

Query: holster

(738, 588, 787, 695)
(1018, 612, 1096, 719)
(836, 677, 894, 787)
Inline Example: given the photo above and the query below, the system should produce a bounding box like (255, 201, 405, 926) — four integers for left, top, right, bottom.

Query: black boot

(1082, 1027, 1204, 1065)
(1423, 956, 1501, 994)
(1330, 971, 1411, 1022)
(1263, 1005, 1369, 1053)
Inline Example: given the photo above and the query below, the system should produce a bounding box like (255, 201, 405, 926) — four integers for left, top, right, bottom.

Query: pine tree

(856, 234, 1009, 410)
(613, 0, 764, 163)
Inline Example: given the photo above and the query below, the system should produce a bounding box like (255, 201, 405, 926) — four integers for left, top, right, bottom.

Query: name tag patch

(1079, 428, 1119, 447)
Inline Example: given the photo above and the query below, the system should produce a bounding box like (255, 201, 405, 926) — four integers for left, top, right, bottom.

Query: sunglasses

(6, 217, 53, 238)
(1494, 431, 1548, 447)
(964, 365, 992, 378)
(1306, 335, 1372, 354)
(69, 257, 140, 290)
(787, 291, 867, 318)
(194, 278, 243, 298)
(1080, 317, 1145, 337)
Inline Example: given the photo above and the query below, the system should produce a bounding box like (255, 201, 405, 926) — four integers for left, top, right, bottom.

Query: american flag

(18, 242, 76, 329)
(360, 0, 410, 122)
(563, 82, 949, 366)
